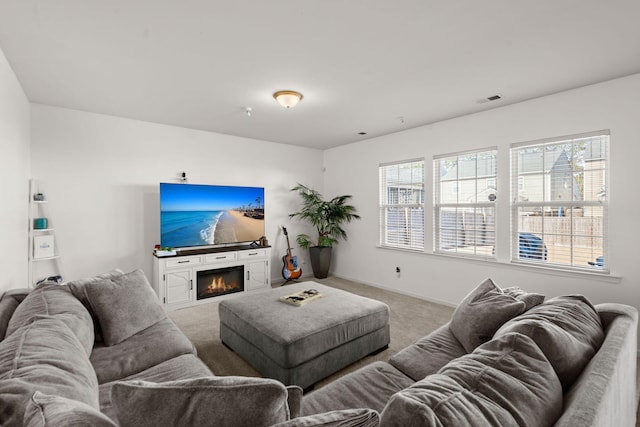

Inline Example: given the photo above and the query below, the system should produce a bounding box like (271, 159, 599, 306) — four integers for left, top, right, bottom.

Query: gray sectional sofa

(0, 269, 377, 427)
(0, 271, 637, 427)
(300, 278, 638, 427)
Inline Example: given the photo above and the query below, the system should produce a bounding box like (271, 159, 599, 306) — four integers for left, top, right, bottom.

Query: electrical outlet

(395, 266, 401, 277)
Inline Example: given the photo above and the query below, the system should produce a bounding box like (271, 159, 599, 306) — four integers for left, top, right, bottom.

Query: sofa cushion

(0, 289, 30, 341)
(274, 409, 380, 427)
(287, 385, 304, 419)
(90, 317, 197, 384)
(449, 278, 541, 352)
(112, 376, 294, 427)
(66, 269, 125, 342)
(301, 361, 415, 416)
(98, 353, 214, 421)
(379, 333, 563, 427)
(84, 269, 166, 346)
(494, 295, 605, 389)
(389, 322, 466, 381)
(0, 316, 99, 426)
(5, 284, 94, 355)
(23, 391, 117, 427)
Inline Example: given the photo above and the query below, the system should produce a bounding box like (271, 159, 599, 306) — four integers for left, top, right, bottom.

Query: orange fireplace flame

(206, 276, 239, 293)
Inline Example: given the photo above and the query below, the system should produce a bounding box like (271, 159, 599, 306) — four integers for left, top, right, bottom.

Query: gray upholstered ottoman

(218, 281, 390, 390)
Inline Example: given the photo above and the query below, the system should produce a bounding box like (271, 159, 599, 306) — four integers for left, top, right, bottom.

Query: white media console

(152, 245, 271, 310)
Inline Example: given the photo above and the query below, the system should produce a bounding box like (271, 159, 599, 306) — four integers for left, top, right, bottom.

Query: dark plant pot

(309, 246, 332, 279)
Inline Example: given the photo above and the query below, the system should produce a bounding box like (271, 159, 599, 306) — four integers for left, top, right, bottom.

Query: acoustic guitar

(282, 226, 302, 281)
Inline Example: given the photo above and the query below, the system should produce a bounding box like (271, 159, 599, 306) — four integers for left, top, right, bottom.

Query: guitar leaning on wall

(281, 226, 302, 281)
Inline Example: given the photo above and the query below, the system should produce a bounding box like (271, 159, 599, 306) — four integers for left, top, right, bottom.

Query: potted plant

(289, 184, 360, 279)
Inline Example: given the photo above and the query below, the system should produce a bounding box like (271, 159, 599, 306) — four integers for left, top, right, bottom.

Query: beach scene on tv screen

(160, 183, 264, 248)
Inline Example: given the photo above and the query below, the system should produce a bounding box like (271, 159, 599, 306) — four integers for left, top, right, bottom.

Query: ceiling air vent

(477, 94, 502, 104)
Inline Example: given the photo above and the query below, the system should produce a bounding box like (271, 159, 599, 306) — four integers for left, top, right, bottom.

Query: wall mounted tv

(160, 183, 265, 249)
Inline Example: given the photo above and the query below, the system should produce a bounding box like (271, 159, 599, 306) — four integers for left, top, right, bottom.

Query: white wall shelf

(28, 179, 64, 286)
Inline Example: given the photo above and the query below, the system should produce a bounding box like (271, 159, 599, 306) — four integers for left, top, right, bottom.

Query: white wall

(30, 105, 324, 284)
(324, 73, 640, 315)
(0, 47, 30, 293)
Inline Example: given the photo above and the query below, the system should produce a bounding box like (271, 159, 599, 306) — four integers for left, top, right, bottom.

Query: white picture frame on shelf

(33, 235, 55, 259)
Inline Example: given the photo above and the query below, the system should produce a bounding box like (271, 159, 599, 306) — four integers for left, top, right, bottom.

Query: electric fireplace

(197, 265, 244, 300)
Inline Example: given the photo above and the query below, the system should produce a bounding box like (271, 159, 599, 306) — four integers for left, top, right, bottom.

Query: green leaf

(289, 183, 361, 248)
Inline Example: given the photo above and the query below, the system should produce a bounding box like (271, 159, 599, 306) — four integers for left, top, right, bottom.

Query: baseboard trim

(331, 273, 457, 309)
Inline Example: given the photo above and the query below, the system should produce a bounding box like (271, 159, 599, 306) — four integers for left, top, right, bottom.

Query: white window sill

(376, 245, 622, 284)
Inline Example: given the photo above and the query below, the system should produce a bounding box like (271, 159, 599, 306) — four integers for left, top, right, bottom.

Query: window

(379, 160, 424, 250)
(510, 131, 609, 272)
(434, 149, 497, 258)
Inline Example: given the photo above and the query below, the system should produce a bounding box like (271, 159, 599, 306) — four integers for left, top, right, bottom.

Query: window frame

(378, 159, 425, 251)
(510, 130, 609, 273)
(433, 147, 498, 259)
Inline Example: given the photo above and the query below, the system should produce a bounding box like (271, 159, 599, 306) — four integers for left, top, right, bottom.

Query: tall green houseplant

(289, 184, 360, 278)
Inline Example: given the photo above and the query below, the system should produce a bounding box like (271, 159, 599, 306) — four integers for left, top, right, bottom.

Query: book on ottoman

(279, 289, 323, 306)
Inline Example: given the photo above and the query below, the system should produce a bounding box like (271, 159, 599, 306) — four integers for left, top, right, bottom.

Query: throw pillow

(449, 278, 535, 352)
(84, 269, 165, 346)
(503, 286, 545, 311)
(494, 294, 605, 389)
(23, 391, 117, 427)
(380, 332, 563, 427)
(66, 269, 125, 342)
(112, 376, 293, 427)
(274, 409, 380, 427)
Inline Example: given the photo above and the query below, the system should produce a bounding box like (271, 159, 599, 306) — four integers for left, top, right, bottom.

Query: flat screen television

(160, 183, 265, 249)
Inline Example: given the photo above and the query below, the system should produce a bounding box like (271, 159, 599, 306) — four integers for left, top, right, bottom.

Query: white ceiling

(1, 1, 639, 150)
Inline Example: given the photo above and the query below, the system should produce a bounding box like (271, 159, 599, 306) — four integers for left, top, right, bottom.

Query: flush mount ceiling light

(273, 90, 303, 109)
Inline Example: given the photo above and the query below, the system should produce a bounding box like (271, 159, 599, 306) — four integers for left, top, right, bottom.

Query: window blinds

(434, 148, 498, 258)
(379, 159, 425, 250)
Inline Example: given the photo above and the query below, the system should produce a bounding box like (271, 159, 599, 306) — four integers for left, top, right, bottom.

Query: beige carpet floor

(168, 276, 640, 424)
